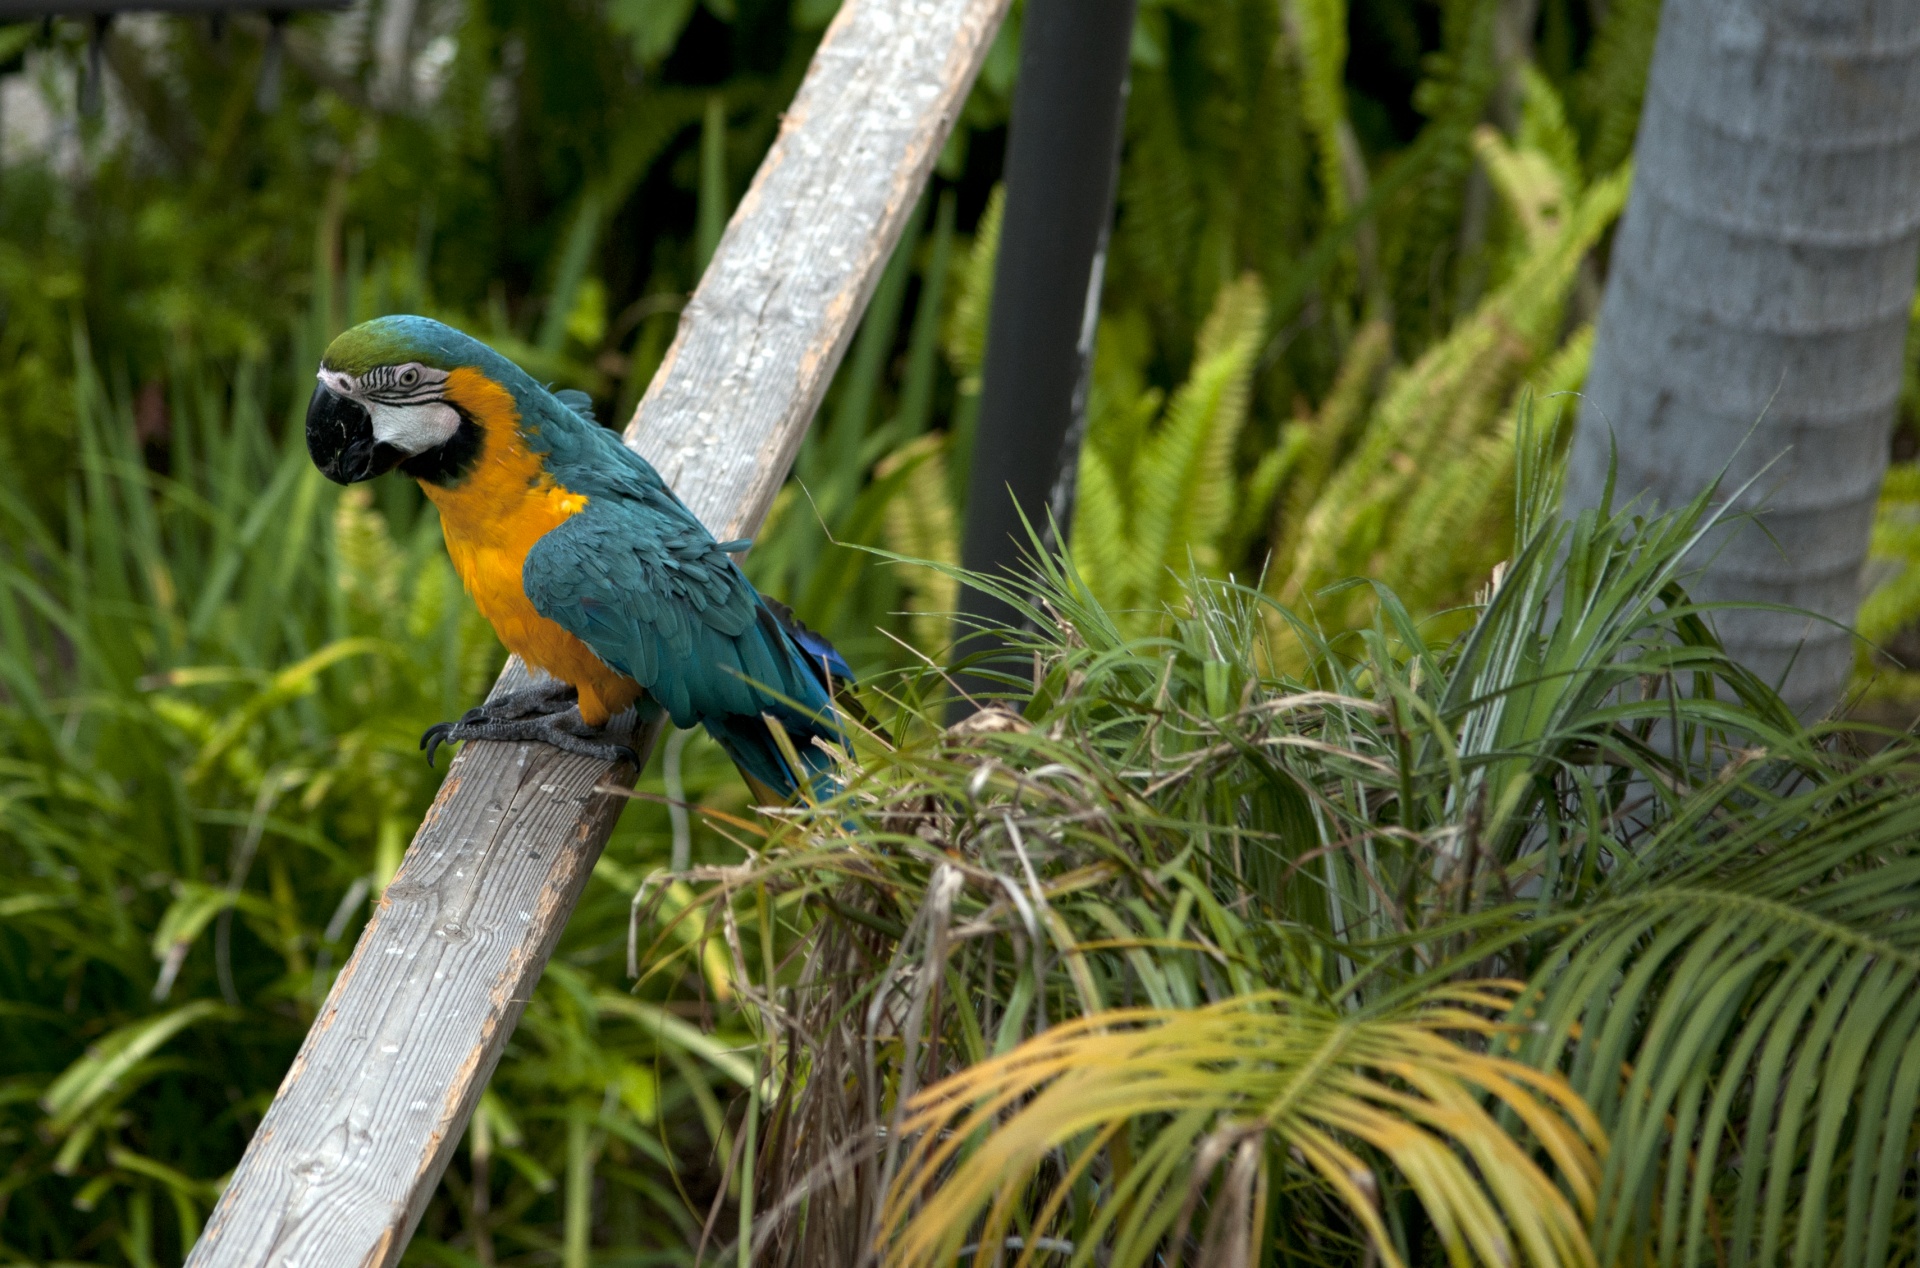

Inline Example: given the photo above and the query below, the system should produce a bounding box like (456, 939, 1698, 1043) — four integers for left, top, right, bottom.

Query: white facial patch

(370, 400, 462, 455)
(317, 364, 461, 457)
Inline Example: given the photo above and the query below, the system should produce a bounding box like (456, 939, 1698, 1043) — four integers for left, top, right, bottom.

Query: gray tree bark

(1566, 0, 1920, 717)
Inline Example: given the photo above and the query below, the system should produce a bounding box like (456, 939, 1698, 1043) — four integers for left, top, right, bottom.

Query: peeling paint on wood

(182, 0, 1009, 1261)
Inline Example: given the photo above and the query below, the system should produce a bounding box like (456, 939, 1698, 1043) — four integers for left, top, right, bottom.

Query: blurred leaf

(595, 992, 754, 1088)
(793, 0, 843, 29)
(42, 1002, 231, 1133)
(0, 23, 35, 64)
(608, 0, 700, 63)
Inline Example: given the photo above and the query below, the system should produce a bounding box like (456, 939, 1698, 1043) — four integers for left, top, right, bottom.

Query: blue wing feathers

(519, 415, 849, 799)
(553, 389, 597, 423)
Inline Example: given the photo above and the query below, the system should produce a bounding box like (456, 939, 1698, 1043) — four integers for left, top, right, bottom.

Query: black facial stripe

(397, 402, 484, 487)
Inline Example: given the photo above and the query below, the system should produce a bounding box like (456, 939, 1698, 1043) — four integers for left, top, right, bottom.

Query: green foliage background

(0, 0, 1914, 1263)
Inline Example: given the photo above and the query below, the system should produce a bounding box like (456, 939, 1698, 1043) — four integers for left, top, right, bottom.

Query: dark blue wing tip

(798, 632, 854, 683)
(756, 595, 855, 684)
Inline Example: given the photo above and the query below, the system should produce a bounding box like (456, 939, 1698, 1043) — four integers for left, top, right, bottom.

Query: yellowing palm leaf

(881, 986, 1601, 1268)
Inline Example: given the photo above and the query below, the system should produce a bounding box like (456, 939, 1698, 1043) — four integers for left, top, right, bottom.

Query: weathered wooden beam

(183, 1, 1010, 1261)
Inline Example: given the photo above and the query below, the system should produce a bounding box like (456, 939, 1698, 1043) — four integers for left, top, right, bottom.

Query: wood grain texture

(628, 0, 1013, 537)
(184, 0, 1008, 1261)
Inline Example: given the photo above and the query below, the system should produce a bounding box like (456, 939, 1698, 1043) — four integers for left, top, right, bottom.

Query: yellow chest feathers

(418, 370, 640, 723)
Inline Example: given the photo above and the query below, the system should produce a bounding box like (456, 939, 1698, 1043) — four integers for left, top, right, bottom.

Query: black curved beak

(306, 383, 400, 485)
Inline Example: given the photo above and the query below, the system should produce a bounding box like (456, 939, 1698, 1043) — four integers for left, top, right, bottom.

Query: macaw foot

(470, 679, 578, 720)
(421, 684, 639, 768)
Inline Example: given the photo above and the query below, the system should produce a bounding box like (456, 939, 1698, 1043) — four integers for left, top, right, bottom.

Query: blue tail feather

(704, 711, 842, 802)
(704, 597, 855, 802)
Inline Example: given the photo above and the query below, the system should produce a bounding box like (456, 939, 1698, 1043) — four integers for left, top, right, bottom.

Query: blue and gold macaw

(304, 314, 848, 801)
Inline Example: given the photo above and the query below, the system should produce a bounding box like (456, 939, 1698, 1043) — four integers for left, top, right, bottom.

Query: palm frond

(1507, 757, 1920, 1267)
(884, 987, 1602, 1268)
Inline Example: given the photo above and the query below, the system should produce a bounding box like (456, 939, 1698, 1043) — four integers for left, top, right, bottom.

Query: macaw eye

(399, 367, 421, 388)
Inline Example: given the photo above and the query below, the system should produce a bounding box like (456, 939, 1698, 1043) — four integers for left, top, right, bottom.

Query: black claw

(421, 722, 457, 767)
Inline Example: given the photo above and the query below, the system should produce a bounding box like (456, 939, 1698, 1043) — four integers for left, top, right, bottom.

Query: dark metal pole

(950, 0, 1136, 716)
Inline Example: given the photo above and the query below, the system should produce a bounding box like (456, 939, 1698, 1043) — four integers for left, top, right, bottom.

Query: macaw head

(307, 315, 524, 486)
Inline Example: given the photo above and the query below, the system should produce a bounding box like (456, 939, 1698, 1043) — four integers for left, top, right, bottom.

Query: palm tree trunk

(1566, 0, 1920, 716)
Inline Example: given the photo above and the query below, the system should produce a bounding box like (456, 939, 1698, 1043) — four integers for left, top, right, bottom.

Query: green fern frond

(1576, 0, 1661, 175)
(1276, 162, 1627, 617)
(332, 485, 401, 620)
(1381, 327, 1594, 605)
(1285, 0, 1354, 225)
(1084, 311, 1161, 478)
(1118, 70, 1207, 358)
(876, 433, 959, 658)
(1473, 123, 1573, 251)
(944, 184, 1003, 389)
(1226, 427, 1311, 570)
(1378, 431, 1511, 602)
(1070, 446, 1135, 620)
(1518, 63, 1583, 192)
(1273, 319, 1394, 561)
(1392, 0, 1503, 339)
(1134, 274, 1269, 604)
(403, 548, 454, 643)
(1071, 276, 1269, 624)
(1071, 314, 1164, 615)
